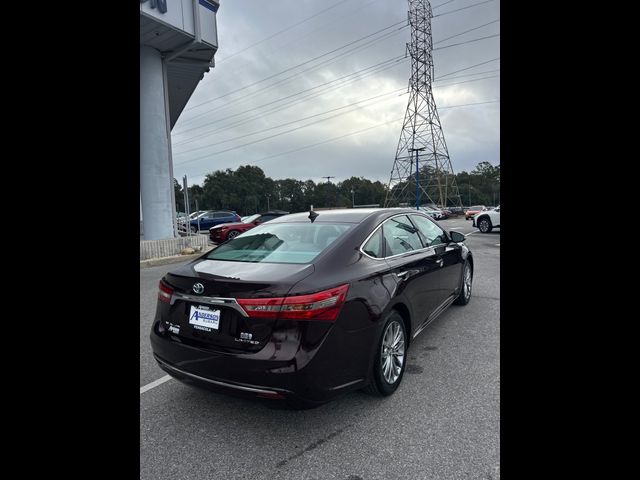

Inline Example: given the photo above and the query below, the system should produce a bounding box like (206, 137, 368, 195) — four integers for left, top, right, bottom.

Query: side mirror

(450, 231, 466, 243)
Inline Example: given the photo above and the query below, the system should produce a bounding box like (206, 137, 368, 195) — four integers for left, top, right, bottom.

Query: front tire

(364, 311, 407, 396)
(478, 217, 492, 233)
(227, 230, 240, 240)
(190, 225, 198, 233)
(454, 261, 473, 305)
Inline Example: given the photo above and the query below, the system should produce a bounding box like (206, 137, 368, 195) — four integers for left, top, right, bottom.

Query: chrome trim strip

(155, 357, 280, 395)
(170, 292, 248, 317)
(359, 212, 445, 261)
(413, 294, 457, 339)
(328, 378, 364, 391)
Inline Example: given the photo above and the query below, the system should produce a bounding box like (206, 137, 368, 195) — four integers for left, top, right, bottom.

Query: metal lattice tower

(385, 0, 463, 208)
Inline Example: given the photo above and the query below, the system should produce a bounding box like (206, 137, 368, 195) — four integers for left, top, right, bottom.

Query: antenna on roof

(308, 204, 319, 223)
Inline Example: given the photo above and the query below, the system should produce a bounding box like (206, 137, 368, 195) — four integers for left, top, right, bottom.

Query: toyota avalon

(150, 208, 473, 408)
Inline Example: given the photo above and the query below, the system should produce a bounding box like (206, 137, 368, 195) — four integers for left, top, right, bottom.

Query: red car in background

(465, 205, 487, 220)
(209, 210, 290, 243)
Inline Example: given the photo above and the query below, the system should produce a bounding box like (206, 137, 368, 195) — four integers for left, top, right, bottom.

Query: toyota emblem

(192, 283, 205, 294)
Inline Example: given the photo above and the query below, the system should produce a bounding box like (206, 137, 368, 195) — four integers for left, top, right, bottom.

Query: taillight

(158, 279, 174, 304)
(237, 284, 350, 321)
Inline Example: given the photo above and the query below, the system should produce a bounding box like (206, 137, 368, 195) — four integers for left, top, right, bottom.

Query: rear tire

(364, 311, 407, 397)
(454, 261, 472, 305)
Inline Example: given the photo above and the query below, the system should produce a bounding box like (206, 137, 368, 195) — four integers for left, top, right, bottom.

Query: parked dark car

(150, 208, 473, 408)
(185, 210, 241, 233)
(209, 210, 289, 243)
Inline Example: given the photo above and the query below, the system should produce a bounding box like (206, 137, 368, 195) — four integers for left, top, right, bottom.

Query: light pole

(266, 194, 270, 211)
(408, 147, 425, 210)
(350, 188, 355, 208)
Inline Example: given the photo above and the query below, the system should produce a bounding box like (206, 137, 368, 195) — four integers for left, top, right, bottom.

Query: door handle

(396, 271, 409, 278)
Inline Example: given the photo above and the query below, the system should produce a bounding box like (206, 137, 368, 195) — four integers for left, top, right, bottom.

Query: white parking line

(140, 375, 172, 395)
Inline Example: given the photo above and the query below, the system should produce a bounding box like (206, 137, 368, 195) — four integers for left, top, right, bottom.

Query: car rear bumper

(149, 315, 375, 406)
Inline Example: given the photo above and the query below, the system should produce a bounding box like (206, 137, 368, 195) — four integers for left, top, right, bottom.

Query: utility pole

(182, 175, 190, 236)
(350, 188, 355, 207)
(385, 0, 462, 209)
(322, 176, 335, 183)
(409, 147, 425, 209)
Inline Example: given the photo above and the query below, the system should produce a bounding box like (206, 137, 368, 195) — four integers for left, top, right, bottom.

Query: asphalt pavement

(140, 215, 500, 480)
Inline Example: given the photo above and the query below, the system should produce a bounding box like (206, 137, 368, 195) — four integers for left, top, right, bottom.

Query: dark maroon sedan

(150, 208, 473, 408)
(209, 210, 289, 243)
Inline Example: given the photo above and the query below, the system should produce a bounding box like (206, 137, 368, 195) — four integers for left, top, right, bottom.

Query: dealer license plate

(188, 305, 220, 332)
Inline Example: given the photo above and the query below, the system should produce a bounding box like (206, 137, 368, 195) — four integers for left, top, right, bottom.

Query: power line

(434, 33, 500, 51)
(436, 57, 500, 79)
(174, 72, 500, 155)
(436, 19, 499, 44)
(175, 91, 408, 162)
(177, 27, 408, 130)
(175, 99, 499, 169)
(216, 0, 356, 64)
(174, 88, 406, 155)
(179, 99, 500, 180)
(198, 61, 406, 139)
(175, 62, 498, 147)
(179, 27, 407, 130)
(177, 19, 499, 136)
(434, 68, 499, 82)
(173, 55, 405, 139)
(433, 0, 457, 9)
(183, 19, 408, 114)
(433, 0, 495, 18)
(435, 73, 499, 88)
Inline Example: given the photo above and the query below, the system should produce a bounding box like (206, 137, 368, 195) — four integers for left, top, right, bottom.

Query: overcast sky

(171, 0, 500, 187)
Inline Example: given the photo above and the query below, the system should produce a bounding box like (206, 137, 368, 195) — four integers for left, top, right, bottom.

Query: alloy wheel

(463, 264, 472, 300)
(380, 320, 405, 384)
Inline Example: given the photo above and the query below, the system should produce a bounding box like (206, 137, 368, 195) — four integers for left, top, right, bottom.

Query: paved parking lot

(140, 216, 500, 480)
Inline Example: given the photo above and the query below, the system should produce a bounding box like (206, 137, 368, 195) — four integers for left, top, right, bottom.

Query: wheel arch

(388, 301, 412, 349)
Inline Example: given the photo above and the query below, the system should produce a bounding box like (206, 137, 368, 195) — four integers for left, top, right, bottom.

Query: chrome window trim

(170, 291, 248, 317)
(359, 212, 447, 261)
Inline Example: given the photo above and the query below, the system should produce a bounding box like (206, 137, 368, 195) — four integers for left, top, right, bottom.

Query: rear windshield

(205, 222, 353, 264)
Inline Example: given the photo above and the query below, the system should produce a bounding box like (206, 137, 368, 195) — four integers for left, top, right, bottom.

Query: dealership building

(140, 0, 220, 240)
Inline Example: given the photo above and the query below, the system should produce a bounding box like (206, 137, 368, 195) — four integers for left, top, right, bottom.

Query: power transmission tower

(385, 0, 463, 209)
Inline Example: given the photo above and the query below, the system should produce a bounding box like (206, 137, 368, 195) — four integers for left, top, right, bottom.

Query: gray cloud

(172, 0, 500, 186)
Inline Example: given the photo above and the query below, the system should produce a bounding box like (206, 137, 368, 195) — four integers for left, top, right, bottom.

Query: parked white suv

(473, 205, 500, 233)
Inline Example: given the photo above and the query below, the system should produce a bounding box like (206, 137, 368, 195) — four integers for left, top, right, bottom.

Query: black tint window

(410, 215, 447, 247)
(363, 228, 383, 258)
(382, 215, 423, 256)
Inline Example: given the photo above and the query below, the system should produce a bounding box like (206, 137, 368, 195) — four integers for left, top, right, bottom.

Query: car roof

(258, 210, 289, 215)
(268, 208, 422, 224)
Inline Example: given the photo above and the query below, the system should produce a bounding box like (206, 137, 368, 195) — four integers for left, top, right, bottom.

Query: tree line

(174, 161, 499, 216)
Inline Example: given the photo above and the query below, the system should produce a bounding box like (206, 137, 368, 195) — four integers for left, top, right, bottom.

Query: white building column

(140, 45, 174, 240)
